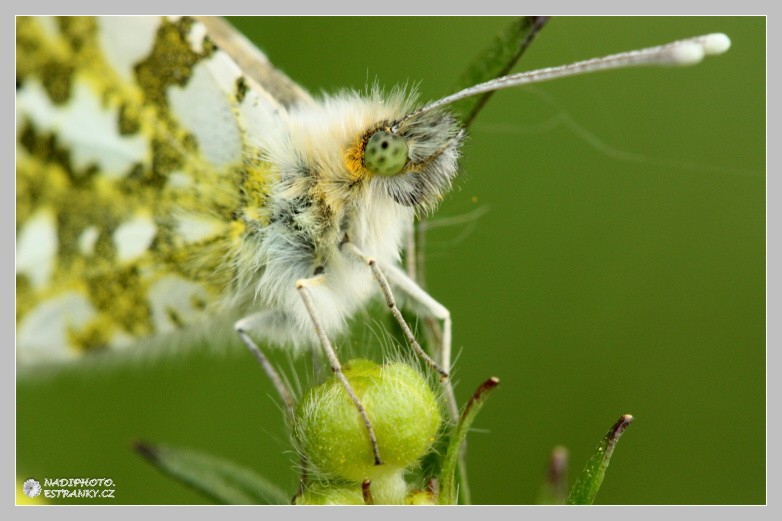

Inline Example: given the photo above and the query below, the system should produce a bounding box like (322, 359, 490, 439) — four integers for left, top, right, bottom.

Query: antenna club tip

(703, 33, 731, 55)
(670, 42, 706, 66)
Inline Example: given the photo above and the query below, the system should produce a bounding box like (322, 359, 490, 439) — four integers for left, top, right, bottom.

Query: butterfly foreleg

(342, 242, 458, 420)
(295, 275, 382, 466)
(235, 312, 297, 423)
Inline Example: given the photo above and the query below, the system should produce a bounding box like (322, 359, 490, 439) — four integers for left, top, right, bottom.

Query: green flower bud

(294, 482, 364, 505)
(405, 488, 437, 505)
(295, 359, 442, 485)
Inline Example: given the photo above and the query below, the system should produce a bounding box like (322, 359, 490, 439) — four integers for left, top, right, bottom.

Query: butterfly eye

(363, 130, 408, 176)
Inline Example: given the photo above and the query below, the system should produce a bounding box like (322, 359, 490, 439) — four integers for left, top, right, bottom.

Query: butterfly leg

(296, 275, 383, 466)
(235, 312, 297, 423)
(342, 242, 458, 420)
(374, 261, 469, 500)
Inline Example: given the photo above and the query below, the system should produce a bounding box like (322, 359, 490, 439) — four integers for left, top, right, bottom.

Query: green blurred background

(17, 17, 765, 505)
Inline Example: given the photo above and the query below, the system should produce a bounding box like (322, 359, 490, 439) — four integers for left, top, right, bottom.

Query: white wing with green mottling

(16, 16, 304, 364)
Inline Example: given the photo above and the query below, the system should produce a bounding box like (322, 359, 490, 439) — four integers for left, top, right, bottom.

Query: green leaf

(438, 377, 500, 505)
(450, 16, 550, 128)
(134, 441, 290, 505)
(566, 414, 634, 505)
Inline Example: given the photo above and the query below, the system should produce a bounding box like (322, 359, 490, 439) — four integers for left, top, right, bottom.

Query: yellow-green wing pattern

(16, 16, 293, 364)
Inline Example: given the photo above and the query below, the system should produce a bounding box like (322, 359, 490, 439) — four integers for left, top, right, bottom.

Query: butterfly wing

(194, 16, 315, 109)
(16, 16, 297, 364)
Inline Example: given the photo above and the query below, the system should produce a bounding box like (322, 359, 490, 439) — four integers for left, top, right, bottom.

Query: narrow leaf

(566, 414, 634, 505)
(134, 441, 289, 505)
(438, 377, 500, 505)
(450, 16, 550, 128)
(535, 445, 569, 505)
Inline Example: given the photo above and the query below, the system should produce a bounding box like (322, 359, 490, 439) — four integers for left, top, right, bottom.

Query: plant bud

(295, 359, 442, 484)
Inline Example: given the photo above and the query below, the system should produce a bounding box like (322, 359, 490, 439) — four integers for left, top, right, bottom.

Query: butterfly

(16, 16, 730, 465)
(16, 16, 457, 366)
(17, 16, 752, 504)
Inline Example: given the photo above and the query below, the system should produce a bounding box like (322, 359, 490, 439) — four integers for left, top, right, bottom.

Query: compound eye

(363, 131, 408, 176)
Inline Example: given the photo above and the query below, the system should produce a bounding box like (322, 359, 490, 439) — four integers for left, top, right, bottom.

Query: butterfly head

(340, 93, 465, 214)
